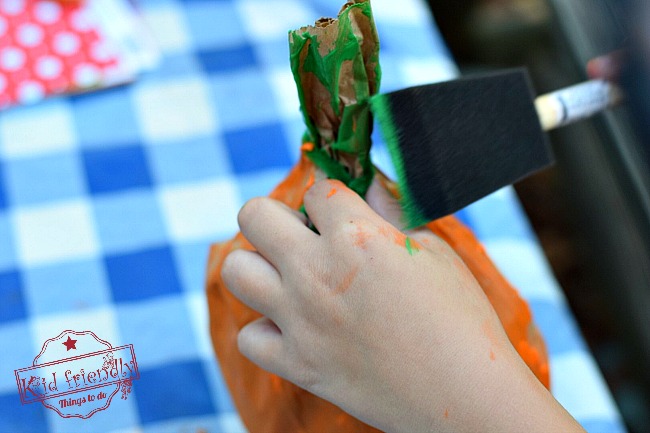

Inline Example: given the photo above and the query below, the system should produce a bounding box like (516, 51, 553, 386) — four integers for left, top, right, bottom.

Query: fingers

(238, 316, 284, 374)
(222, 249, 282, 318)
(365, 178, 407, 230)
(586, 51, 625, 81)
(238, 197, 314, 269)
(304, 179, 378, 234)
(353, 178, 444, 249)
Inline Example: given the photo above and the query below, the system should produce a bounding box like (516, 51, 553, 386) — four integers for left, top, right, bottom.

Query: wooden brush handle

(534, 80, 623, 131)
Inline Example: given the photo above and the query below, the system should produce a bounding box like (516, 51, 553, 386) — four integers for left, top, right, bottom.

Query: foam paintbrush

(370, 68, 623, 228)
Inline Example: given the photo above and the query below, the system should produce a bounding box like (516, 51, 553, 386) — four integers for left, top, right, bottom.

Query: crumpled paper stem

(289, 0, 380, 197)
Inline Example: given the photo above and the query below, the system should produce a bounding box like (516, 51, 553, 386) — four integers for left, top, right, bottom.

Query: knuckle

(303, 183, 317, 204)
(237, 324, 277, 369)
(415, 230, 450, 252)
(284, 336, 323, 392)
(422, 231, 454, 254)
(339, 217, 369, 232)
(305, 179, 330, 200)
(237, 322, 268, 359)
(292, 365, 319, 392)
(236, 326, 254, 358)
(336, 217, 375, 247)
(220, 249, 244, 283)
(238, 197, 269, 227)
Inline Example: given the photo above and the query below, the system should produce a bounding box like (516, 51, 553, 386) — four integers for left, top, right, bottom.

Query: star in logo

(62, 336, 77, 351)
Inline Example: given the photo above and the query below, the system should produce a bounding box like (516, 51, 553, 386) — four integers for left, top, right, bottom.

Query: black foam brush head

(372, 68, 555, 227)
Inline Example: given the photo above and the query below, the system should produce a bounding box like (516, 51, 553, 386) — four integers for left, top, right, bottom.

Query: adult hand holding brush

(222, 178, 585, 433)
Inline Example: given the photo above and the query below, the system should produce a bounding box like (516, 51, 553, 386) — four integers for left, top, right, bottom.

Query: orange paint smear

(327, 188, 337, 198)
(405, 237, 420, 255)
(393, 231, 407, 247)
(300, 142, 314, 152)
(377, 225, 422, 254)
(409, 237, 422, 250)
(326, 178, 348, 194)
(444, 408, 449, 419)
(377, 225, 406, 246)
(353, 224, 371, 250)
(481, 320, 500, 347)
(333, 267, 359, 294)
(483, 320, 499, 362)
(377, 225, 391, 238)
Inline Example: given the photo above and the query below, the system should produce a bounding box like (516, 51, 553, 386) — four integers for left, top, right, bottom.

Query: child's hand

(222, 179, 583, 433)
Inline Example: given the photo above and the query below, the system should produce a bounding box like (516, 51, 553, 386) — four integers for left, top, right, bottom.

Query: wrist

(380, 341, 583, 433)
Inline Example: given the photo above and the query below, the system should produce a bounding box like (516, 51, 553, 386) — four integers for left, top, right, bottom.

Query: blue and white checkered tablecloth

(0, 0, 626, 432)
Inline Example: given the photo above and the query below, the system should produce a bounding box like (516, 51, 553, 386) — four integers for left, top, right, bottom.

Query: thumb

(365, 178, 408, 231)
(365, 178, 436, 244)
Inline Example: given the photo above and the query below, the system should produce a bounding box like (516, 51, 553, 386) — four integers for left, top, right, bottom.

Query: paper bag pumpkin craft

(206, 1, 549, 432)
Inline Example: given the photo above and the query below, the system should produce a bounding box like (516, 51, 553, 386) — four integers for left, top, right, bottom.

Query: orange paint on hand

(325, 178, 349, 194)
(481, 320, 501, 348)
(333, 267, 359, 294)
(327, 188, 337, 198)
(353, 224, 371, 250)
(482, 321, 499, 362)
(377, 225, 391, 238)
(393, 231, 406, 247)
(378, 225, 405, 246)
(404, 237, 420, 255)
(376, 225, 421, 254)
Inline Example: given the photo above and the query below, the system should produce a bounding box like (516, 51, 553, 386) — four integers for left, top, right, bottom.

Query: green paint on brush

(405, 236, 419, 256)
(370, 94, 429, 229)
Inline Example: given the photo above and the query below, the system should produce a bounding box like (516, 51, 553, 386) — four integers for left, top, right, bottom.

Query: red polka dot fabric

(0, 0, 124, 108)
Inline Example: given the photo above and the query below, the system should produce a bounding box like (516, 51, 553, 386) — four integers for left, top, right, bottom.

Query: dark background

(425, 1, 650, 432)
